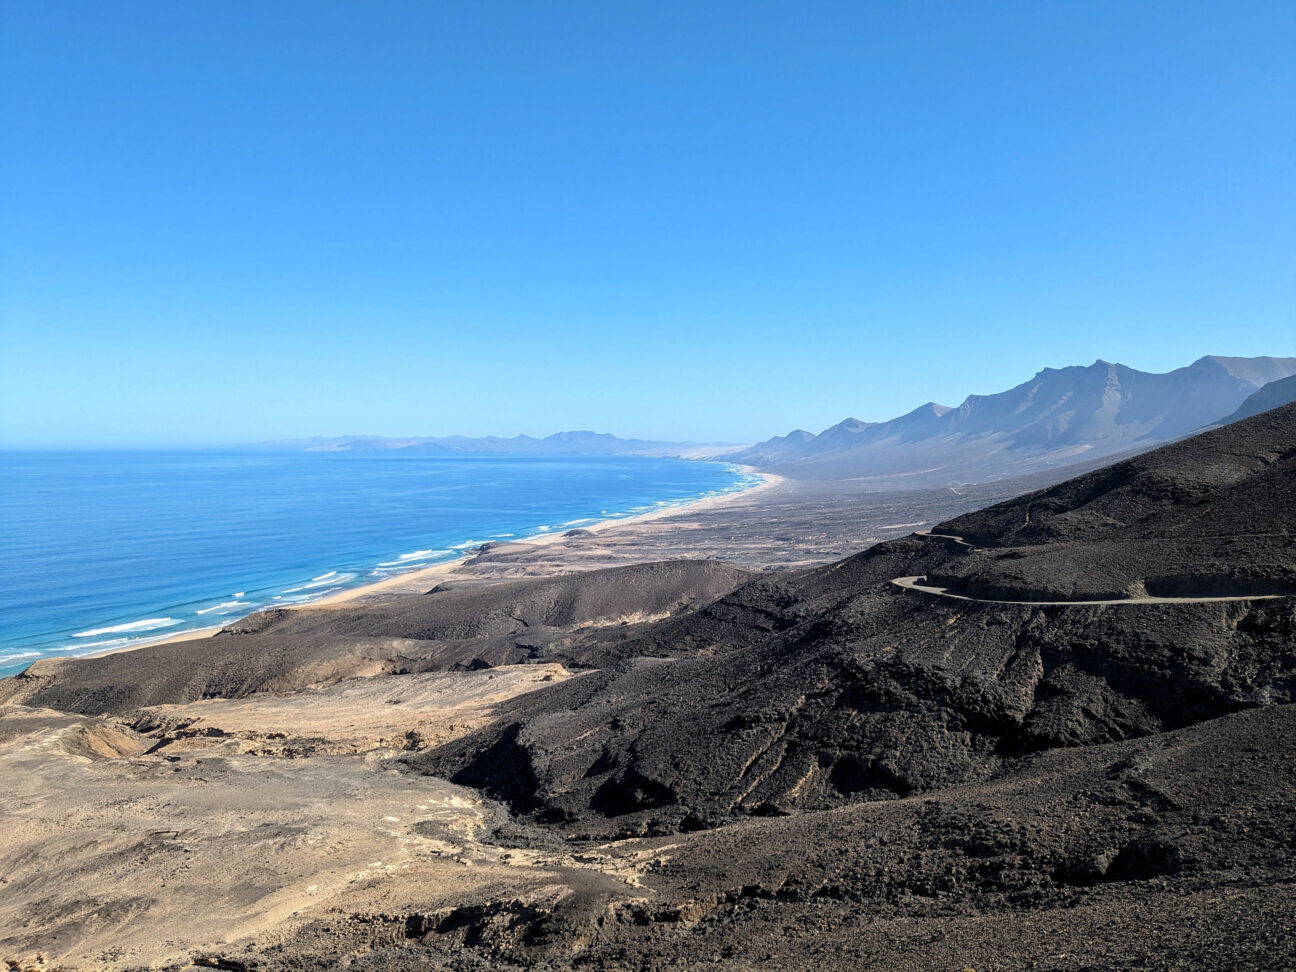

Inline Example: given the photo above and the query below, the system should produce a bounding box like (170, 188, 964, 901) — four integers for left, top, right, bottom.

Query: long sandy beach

(81, 466, 785, 659)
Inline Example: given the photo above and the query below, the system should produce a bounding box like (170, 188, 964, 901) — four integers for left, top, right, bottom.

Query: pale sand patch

(0, 665, 662, 971)
(138, 663, 580, 755)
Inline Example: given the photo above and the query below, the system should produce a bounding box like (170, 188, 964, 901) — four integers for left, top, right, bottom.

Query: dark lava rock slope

(0, 560, 755, 715)
(268, 702, 1296, 971)
(410, 405, 1296, 839)
(927, 400, 1296, 600)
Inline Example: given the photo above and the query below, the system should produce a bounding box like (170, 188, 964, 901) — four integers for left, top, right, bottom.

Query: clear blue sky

(2, 1, 1292, 446)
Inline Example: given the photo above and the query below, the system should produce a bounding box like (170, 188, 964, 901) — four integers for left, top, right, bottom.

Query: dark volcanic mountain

(4, 405, 1294, 969)
(411, 404, 1296, 836)
(729, 354, 1296, 485)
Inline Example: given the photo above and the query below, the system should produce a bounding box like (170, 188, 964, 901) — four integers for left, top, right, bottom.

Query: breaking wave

(73, 618, 179, 638)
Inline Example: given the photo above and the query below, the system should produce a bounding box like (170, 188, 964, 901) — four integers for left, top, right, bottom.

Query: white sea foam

(234, 592, 246, 597)
(280, 573, 355, 594)
(378, 549, 450, 567)
(0, 651, 40, 664)
(274, 588, 342, 603)
(73, 617, 178, 638)
(57, 638, 130, 650)
(195, 600, 251, 615)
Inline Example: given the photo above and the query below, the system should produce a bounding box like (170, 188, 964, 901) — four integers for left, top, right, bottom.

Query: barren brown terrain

(2, 407, 1294, 971)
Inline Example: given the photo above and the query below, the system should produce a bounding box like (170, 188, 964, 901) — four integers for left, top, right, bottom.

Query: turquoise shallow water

(0, 451, 756, 676)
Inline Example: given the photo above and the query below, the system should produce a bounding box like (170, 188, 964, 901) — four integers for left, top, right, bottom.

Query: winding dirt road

(890, 574, 1287, 606)
(895, 531, 1288, 606)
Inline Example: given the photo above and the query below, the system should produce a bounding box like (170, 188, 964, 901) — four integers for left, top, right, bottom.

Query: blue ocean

(0, 452, 756, 677)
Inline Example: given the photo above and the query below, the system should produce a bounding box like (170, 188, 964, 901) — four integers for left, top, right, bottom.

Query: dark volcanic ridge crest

(0, 560, 756, 716)
(399, 404, 1296, 839)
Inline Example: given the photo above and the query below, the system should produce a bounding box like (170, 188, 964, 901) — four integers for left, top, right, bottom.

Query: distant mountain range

(724, 355, 1296, 485)
(261, 355, 1296, 486)
(1220, 374, 1296, 425)
(257, 430, 721, 458)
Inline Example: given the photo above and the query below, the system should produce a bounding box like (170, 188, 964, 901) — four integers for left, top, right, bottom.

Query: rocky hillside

(926, 400, 1296, 600)
(399, 404, 1296, 848)
(0, 560, 755, 715)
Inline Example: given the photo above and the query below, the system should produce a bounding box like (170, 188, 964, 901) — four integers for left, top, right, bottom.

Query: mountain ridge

(726, 354, 1296, 484)
(1219, 373, 1296, 425)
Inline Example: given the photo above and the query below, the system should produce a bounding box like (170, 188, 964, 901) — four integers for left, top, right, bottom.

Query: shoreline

(307, 464, 783, 608)
(72, 464, 783, 661)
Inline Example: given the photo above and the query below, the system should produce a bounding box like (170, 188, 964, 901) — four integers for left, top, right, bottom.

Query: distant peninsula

(251, 429, 735, 459)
